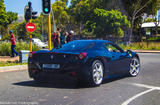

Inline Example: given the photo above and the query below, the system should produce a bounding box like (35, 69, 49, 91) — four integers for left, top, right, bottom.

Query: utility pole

(29, 19, 32, 52)
(28, 2, 32, 52)
(48, 14, 51, 50)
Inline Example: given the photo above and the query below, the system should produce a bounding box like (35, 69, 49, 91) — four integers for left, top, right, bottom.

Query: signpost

(24, 2, 38, 52)
(26, 22, 35, 32)
(26, 22, 35, 52)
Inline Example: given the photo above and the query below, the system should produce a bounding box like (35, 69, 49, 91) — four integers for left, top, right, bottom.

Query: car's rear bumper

(28, 60, 91, 79)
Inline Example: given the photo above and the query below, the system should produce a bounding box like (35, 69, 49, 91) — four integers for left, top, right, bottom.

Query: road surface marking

(130, 83, 160, 90)
(121, 83, 160, 105)
(121, 88, 155, 105)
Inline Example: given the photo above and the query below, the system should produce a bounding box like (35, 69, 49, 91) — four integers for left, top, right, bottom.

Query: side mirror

(108, 48, 113, 52)
(126, 49, 132, 55)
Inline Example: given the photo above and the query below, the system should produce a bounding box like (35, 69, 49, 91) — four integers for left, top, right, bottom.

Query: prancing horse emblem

(51, 55, 54, 59)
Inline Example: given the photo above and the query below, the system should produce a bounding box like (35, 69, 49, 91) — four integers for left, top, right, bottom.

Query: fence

(80, 35, 160, 44)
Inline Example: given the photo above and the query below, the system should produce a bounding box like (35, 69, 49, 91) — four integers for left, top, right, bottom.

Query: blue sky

(4, 0, 56, 15)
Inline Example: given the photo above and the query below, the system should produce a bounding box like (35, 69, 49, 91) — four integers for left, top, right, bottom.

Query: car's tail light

(78, 52, 87, 60)
(32, 70, 37, 73)
(71, 72, 76, 76)
(29, 51, 36, 58)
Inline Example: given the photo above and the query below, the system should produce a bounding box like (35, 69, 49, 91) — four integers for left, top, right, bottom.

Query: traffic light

(24, 2, 32, 22)
(24, 8, 30, 22)
(32, 11, 38, 19)
(42, 0, 51, 15)
(24, 2, 38, 22)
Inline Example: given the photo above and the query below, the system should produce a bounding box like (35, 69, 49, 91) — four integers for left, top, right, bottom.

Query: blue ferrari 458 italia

(28, 40, 140, 87)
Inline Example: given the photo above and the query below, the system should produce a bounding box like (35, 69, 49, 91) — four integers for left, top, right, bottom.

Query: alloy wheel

(92, 60, 104, 85)
(129, 57, 140, 77)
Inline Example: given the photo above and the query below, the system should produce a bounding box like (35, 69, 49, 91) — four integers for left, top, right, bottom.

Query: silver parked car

(32, 38, 47, 48)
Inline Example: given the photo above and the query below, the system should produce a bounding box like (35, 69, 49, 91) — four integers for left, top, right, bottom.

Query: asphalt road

(0, 53, 160, 105)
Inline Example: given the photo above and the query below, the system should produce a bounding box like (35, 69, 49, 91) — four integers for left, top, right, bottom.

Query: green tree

(70, 0, 90, 34)
(88, 9, 130, 38)
(6, 11, 18, 25)
(144, 18, 155, 22)
(70, 0, 101, 34)
(0, 0, 8, 26)
(0, 0, 18, 38)
(122, 0, 160, 41)
(0, 25, 5, 36)
(13, 21, 27, 40)
(69, 0, 125, 35)
(0, 0, 8, 36)
(51, 0, 70, 30)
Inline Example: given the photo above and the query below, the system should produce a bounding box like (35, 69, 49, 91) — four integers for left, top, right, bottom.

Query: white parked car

(32, 38, 47, 48)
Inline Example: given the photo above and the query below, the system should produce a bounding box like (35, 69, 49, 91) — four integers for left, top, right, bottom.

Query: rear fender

(135, 53, 140, 59)
(86, 56, 110, 77)
(130, 51, 140, 62)
(133, 54, 140, 62)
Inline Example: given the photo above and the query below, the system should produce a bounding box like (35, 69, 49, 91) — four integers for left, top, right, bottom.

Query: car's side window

(104, 43, 122, 53)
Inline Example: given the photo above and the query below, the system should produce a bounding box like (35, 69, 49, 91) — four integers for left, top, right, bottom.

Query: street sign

(26, 22, 35, 32)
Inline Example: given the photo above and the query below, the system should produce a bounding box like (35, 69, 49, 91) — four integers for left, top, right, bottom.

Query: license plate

(43, 64, 60, 69)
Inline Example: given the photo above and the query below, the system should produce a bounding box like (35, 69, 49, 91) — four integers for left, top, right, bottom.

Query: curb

(133, 50, 160, 53)
(0, 65, 27, 73)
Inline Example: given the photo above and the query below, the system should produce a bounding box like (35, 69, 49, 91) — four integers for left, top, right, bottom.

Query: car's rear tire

(129, 57, 140, 77)
(87, 60, 104, 87)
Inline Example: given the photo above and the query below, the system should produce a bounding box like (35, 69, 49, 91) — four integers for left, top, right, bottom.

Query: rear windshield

(57, 41, 96, 51)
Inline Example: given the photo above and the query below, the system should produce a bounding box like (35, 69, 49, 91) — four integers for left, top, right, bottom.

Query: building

(141, 9, 160, 36)
(155, 9, 160, 21)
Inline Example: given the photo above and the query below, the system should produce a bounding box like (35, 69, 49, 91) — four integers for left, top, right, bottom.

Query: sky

(4, 0, 56, 15)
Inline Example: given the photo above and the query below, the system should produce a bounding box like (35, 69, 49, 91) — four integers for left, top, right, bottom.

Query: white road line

(130, 83, 160, 90)
(121, 88, 155, 105)
(121, 83, 160, 105)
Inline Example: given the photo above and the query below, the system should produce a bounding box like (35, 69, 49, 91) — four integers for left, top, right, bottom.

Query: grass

(0, 61, 27, 67)
(119, 42, 160, 50)
(147, 37, 160, 41)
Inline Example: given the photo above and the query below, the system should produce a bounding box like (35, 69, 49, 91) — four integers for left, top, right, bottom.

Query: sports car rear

(28, 51, 88, 77)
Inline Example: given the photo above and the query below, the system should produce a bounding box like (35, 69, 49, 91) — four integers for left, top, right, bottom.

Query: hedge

(0, 41, 41, 56)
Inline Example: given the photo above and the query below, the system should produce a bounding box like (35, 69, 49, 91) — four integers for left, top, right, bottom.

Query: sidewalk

(133, 50, 160, 53)
(0, 56, 27, 72)
(0, 49, 160, 73)
(0, 56, 19, 62)
(0, 65, 27, 73)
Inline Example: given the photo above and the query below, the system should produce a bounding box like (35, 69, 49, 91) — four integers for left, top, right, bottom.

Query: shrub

(0, 41, 11, 56)
(119, 42, 160, 50)
(0, 41, 41, 56)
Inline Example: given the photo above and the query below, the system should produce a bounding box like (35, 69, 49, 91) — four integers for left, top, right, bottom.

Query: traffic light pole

(29, 19, 32, 52)
(48, 14, 52, 50)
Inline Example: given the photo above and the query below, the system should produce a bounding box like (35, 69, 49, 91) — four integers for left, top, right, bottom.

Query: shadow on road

(13, 75, 127, 89)
(13, 80, 79, 89)
(102, 75, 127, 84)
(13, 75, 79, 89)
